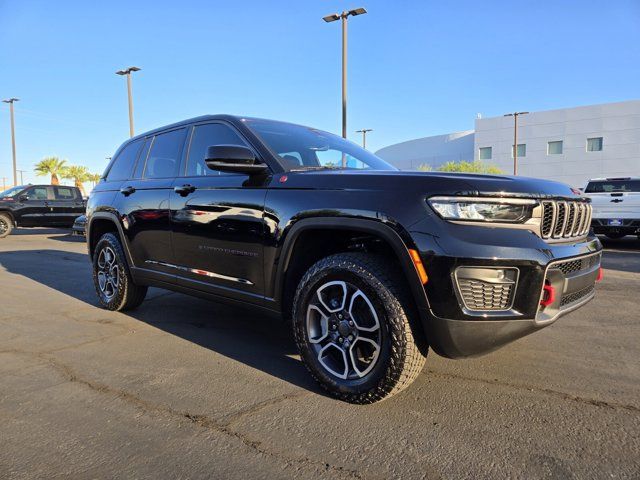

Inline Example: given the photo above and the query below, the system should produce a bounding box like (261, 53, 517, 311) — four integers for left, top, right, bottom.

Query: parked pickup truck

(87, 115, 603, 403)
(0, 184, 85, 238)
(584, 177, 640, 239)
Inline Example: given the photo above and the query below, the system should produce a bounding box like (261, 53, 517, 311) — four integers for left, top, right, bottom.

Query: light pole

(504, 111, 528, 175)
(356, 128, 373, 149)
(2, 98, 19, 186)
(323, 7, 367, 145)
(116, 66, 141, 137)
(16, 169, 26, 185)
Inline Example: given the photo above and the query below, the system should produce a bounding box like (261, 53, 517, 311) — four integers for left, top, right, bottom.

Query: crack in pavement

(425, 369, 640, 413)
(3, 348, 366, 479)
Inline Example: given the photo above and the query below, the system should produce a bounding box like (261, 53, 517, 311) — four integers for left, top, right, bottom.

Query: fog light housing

(454, 267, 518, 311)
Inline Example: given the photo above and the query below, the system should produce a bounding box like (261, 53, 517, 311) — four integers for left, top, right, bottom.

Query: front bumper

(408, 219, 602, 358)
(592, 218, 640, 235)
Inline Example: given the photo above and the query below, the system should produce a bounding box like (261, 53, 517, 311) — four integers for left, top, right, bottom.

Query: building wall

(474, 100, 640, 187)
(375, 130, 474, 170)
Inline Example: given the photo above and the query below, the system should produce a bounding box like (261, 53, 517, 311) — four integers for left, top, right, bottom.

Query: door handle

(120, 186, 136, 196)
(174, 184, 196, 196)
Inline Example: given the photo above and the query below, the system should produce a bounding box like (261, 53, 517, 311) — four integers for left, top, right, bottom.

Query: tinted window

(24, 186, 52, 200)
(186, 123, 248, 176)
(144, 129, 186, 179)
(133, 138, 152, 179)
(585, 180, 640, 193)
(55, 186, 78, 200)
(106, 140, 143, 181)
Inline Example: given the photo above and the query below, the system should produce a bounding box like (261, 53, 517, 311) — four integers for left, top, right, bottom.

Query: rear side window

(185, 123, 248, 176)
(144, 129, 186, 179)
(585, 180, 640, 193)
(106, 140, 143, 181)
(54, 186, 78, 200)
(24, 186, 52, 200)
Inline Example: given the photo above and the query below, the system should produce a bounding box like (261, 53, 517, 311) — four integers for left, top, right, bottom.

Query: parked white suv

(584, 177, 640, 239)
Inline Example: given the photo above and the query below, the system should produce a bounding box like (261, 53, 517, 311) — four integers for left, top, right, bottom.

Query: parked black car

(0, 184, 85, 238)
(72, 214, 87, 236)
(86, 115, 603, 403)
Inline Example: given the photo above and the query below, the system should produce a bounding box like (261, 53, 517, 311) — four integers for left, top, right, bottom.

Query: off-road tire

(292, 252, 428, 404)
(0, 213, 13, 238)
(93, 232, 147, 311)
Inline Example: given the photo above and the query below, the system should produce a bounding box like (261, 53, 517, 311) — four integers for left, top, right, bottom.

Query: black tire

(0, 213, 13, 238)
(92, 232, 147, 311)
(292, 252, 428, 404)
(605, 232, 626, 239)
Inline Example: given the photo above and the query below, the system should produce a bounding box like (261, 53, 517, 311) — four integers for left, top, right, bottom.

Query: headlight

(428, 196, 539, 223)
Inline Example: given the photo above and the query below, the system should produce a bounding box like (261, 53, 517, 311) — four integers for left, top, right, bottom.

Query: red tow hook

(596, 267, 604, 282)
(540, 283, 556, 307)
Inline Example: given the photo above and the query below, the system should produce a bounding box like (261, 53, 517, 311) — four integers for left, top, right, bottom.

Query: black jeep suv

(0, 184, 85, 238)
(87, 115, 602, 403)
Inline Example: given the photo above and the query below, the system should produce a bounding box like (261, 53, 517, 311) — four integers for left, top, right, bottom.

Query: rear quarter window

(105, 140, 143, 181)
(55, 187, 78, 200)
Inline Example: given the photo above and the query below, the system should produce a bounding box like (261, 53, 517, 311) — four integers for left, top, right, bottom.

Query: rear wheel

(292, 253, 428, 404)
(93, 232, 147, 311)
(0, 213, 13, 238)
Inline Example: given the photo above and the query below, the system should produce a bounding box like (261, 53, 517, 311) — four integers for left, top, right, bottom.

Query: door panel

(170, 175, 267, 298)
(50, 186, 84, 225)
(15, 186, 54, 226)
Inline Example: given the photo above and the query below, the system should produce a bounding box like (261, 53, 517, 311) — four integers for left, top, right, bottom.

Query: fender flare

(87, 212, 136, 266)
(273, 216, 430, 315)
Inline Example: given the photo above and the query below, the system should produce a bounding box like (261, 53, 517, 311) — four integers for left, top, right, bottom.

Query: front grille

(555, 253, 601, 275)
(457, 279, 515, 310)
(561, 285, 595, 306)
(541, 200, 592, 240)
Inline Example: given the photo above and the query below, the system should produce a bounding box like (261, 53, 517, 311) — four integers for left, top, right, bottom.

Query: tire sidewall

(293, 259, 405, 398)
(0, 214, 12, 238)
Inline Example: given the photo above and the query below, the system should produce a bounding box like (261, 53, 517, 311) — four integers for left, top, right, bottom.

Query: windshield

(0, 185, 25, 198)
(244, 118, 396, 171)
(585, 180, 640, 193)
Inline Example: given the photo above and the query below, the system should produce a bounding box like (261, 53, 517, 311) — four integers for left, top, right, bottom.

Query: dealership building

(376, 100, 640, 188)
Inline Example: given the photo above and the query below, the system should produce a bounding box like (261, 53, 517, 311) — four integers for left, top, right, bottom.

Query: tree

(417, 164, 433, 172)
(436, 160, 503, 174)
(62, 165, 90, 196)
(34, 157, 68, 185)
(87, 173, 102, 187)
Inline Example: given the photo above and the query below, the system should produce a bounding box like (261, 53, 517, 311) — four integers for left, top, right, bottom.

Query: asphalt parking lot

(1, 229, 638, 479)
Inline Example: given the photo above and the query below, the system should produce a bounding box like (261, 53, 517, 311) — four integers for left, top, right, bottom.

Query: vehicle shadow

(0, 249, 321, 394)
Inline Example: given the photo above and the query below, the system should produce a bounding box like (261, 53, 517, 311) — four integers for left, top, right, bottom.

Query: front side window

(548, 141, 563, 155)
(144, 129, 186, 179)
(24, 186, 51, 200)
(511, 144, 526, 158)
(587, 137, 603, 152)
(55, 186, 78, 200)
(245, 118, 395, 171)
(479, 147, 492, 160)
(106, 139, 143, 181)
(186, 123, 248, 176)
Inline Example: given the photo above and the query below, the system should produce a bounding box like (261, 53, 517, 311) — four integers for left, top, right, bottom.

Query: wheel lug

(348, 335, 353, 341)
(338, 337, 343, 343)
(331, 324, 337, 330)
(348, 320, 354, 326)
(338, 313, 343, 319)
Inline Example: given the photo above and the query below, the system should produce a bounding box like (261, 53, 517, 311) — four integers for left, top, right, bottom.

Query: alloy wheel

(96, 246, 119, 301)
(306, 280, 382, 380)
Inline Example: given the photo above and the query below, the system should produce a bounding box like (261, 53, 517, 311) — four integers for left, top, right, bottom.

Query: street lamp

(356, 128, 373, 149)
(504, 111, 529, 175)
(116, 66, 141, 137)
(2, 98, 19, 186)
(323, 7, 367, 149)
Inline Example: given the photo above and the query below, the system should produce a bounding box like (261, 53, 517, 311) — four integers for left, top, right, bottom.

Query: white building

(376, 100, 640, 188)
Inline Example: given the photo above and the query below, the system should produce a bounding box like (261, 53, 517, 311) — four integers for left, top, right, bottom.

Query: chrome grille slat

(541, 200, 591, 241)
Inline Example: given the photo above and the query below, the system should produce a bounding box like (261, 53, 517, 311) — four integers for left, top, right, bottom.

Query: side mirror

(205, 145, 268, 175)
(18, 195, 28, 202)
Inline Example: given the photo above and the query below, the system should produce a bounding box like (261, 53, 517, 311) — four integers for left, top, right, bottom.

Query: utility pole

(323, 8, 367, 145)
(116, 67, 141, 137)
(504, 111, 528, 175)
(356, 128, 373, 149)
(2, 177, 6, 191)
(2, 98, 19, 186)
(16, 169, 26, 185)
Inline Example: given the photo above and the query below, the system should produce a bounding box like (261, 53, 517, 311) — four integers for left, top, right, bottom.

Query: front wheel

(292, 253, 428, 404)
(92, 232, 147, 311)
(0, 213, 13, 238)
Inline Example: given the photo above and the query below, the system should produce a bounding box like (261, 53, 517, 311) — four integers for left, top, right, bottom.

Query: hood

(280, 170, 583, 199)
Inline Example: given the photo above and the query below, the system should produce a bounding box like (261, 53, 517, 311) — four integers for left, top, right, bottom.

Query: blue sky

(1, 0, 639, 186)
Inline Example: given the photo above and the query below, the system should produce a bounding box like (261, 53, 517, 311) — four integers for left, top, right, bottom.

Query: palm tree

(62, 165, 90, 197)
(87, 172, 102, 187)
(34, 157, 68, 185)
